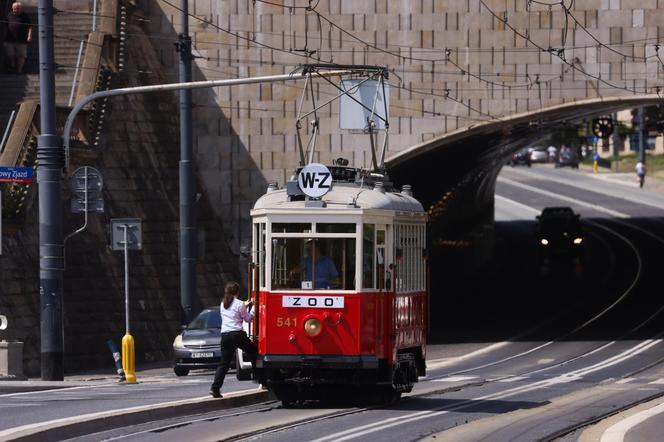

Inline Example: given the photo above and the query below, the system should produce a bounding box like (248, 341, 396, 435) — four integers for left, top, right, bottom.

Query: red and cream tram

(248, 162, 428, 405)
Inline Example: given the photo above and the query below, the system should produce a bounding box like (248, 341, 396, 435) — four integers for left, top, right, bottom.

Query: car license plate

(191, 352, 214, 358)
(282, 296, 344, 309)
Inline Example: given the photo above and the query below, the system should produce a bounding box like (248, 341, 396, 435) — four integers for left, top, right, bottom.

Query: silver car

(172, 307, 222, 376)
(172, 307, 253, 379)
(530, 148, 548, 163)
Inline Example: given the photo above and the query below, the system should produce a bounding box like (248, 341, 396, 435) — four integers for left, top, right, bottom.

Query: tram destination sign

(297, 163, 332, 198)
(0, 166, 33, 183)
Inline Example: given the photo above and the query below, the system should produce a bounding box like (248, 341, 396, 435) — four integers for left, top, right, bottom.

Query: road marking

(506, 167, 664, 211)
(426, 342, 509, 370)
(494, 194, 541, 216)
(0, 387, 265, 441)
(498, 376, 529, 383)
(0, 403, 40, 407)
(615, 378, 635, 384)
(310, 339, 663, 442)
(600, 401, 664, 442)
(648, 378, 664, 385)
(498, 177, 631, 218)
(432, 375, 478, 383)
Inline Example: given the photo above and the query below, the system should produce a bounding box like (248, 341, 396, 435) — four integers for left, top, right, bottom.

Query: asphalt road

(2, 164, 663, 441)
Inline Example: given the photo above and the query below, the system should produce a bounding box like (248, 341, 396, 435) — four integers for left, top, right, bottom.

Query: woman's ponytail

(222, 282, 240, 309)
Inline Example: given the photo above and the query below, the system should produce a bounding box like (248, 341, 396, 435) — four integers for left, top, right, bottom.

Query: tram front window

(272, 238, 355, 290)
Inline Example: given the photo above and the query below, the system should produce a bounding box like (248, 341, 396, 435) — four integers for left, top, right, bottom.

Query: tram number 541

(283, 296, 344, 309)
(297, 163, 333, 198)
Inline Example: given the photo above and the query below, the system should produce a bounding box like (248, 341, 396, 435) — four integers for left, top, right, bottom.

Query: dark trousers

(211, 330, 257, 391)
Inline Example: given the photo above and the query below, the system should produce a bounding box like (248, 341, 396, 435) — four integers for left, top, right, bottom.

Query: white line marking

(494, 194, 541, 216)
(648, 378, 664, 385)
(615, 378, 635, 384)
(498, 177, 631, 218)
(600, 401, 664, 442)
(497, 376, 529, 383)
(432, 375, 478, 383)
(426, 342, 510, 370)
(310, 339, 663, 442)
(0, 387, 265, 440)
(506, 167, 664, 211)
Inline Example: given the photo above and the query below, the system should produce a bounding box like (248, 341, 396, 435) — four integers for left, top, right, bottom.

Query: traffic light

(592, 116, 614, 138)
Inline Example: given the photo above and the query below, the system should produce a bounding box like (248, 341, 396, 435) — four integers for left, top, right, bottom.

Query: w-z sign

(297, 163, 332, 198)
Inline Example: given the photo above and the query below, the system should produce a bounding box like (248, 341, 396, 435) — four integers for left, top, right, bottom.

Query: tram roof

(252, 182, 425, 214)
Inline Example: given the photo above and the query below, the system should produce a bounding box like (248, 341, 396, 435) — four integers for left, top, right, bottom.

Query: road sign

(0, 166, 33, 183)
(110, 218, 142, 251)
(297, 163, 333, 198)
(70, 166, 104, 213)
(71, 166, 102, 196)
(339, 79, 390, 131)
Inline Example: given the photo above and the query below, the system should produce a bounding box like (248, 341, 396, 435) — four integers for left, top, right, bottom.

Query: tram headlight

(540, 238, 549, 246)
(304, 318, 322, 337)
(573, 237, 583, 245)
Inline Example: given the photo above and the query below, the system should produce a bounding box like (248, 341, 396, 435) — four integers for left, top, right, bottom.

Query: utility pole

(178, 0, 197, 323)
(37, 0, 64, 380)
(638, 106, 646, 164)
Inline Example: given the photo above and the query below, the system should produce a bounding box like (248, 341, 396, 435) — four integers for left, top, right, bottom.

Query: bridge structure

(145, 0, 664, 259)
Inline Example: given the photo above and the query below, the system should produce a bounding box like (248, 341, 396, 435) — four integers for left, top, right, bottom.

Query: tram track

(84, 200, 664, 442)
(192, 218, 664, 442)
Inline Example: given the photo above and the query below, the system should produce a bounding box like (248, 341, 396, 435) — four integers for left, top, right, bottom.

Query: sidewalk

(578, 163, 664, 193)
(0, 361, 178, 393)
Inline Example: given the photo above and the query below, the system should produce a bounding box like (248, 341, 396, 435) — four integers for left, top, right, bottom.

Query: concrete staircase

(0, 10, 94, 143)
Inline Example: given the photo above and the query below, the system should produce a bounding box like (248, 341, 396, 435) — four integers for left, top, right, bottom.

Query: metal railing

(0, 110, 16, 154)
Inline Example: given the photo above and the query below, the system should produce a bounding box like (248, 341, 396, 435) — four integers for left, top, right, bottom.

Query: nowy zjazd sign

(0, 166, 34, 183)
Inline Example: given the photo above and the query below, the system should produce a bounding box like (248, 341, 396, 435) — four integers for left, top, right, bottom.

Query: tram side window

(362, 224, 375, 289)
(253, 223, 266, 288)
(272, 237, 355, 290)
(394, 223, 425, 292)
(376, 229, 386, 290)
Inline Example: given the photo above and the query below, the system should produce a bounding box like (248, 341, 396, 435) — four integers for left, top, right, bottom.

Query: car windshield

(187, 309, 221, 330)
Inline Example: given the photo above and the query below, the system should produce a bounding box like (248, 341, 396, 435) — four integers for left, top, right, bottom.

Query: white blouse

(220, 298, 254, 333)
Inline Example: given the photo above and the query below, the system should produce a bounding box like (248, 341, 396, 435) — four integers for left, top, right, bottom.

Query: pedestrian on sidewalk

(592, 152, 600, 174)
(3, 2, 32, 74)
(635, 160, 646, 189)
(209, 282, 257, 398)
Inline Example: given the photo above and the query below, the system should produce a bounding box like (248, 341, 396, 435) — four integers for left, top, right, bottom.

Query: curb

(0, 388, 272, 442)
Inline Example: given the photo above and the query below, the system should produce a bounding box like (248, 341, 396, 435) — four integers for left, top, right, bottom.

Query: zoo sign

(297, 163, 332, 198)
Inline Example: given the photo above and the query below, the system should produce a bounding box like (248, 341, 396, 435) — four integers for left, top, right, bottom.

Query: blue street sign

(0, 166, 34, 183)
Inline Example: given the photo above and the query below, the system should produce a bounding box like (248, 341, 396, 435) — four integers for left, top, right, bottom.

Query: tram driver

(289, 239, 340, 289)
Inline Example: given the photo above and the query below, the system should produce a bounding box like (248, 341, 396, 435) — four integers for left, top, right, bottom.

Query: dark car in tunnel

(555, 149, 580, 168)
(536, 207, 584, 267)
(509, 148, 531, 167)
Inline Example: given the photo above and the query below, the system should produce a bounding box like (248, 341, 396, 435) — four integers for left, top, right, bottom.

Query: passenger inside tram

(289, 240, 339, 289)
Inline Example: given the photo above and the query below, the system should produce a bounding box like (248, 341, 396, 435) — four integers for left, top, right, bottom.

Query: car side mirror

(180, 324, 187, 331)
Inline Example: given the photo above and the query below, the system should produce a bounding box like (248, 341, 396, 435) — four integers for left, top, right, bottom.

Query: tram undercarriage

(256, 350, 424, 406)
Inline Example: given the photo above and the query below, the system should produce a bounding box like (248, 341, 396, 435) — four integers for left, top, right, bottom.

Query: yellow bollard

(121, 333, 137, 383)
(593, 160, 598, 174)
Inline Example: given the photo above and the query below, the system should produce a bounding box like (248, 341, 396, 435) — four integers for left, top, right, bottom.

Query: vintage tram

(248, 162, 428, 405)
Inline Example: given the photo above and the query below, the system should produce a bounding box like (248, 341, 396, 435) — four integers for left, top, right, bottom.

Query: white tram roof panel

(252, 183, 425, 213)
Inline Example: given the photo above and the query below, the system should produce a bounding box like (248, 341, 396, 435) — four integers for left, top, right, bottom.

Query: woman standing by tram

(209, 282, 257, 398)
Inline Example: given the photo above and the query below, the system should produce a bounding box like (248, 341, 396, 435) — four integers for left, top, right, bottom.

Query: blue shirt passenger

(303, 253, 339, 289)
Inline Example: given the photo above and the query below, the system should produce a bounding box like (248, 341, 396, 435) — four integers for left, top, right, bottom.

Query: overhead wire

(478, 0, 651, 95)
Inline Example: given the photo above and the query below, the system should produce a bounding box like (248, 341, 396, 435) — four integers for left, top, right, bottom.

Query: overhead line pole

(178, 0, 197, 324)
(63, 70, 354, 168)
(37, 0, 64, 381)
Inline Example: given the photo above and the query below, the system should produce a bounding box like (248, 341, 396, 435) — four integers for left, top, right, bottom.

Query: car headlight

(540, 238, 549, 246)
(173, 334, 184, 349)
(573, 237, 583, 245)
